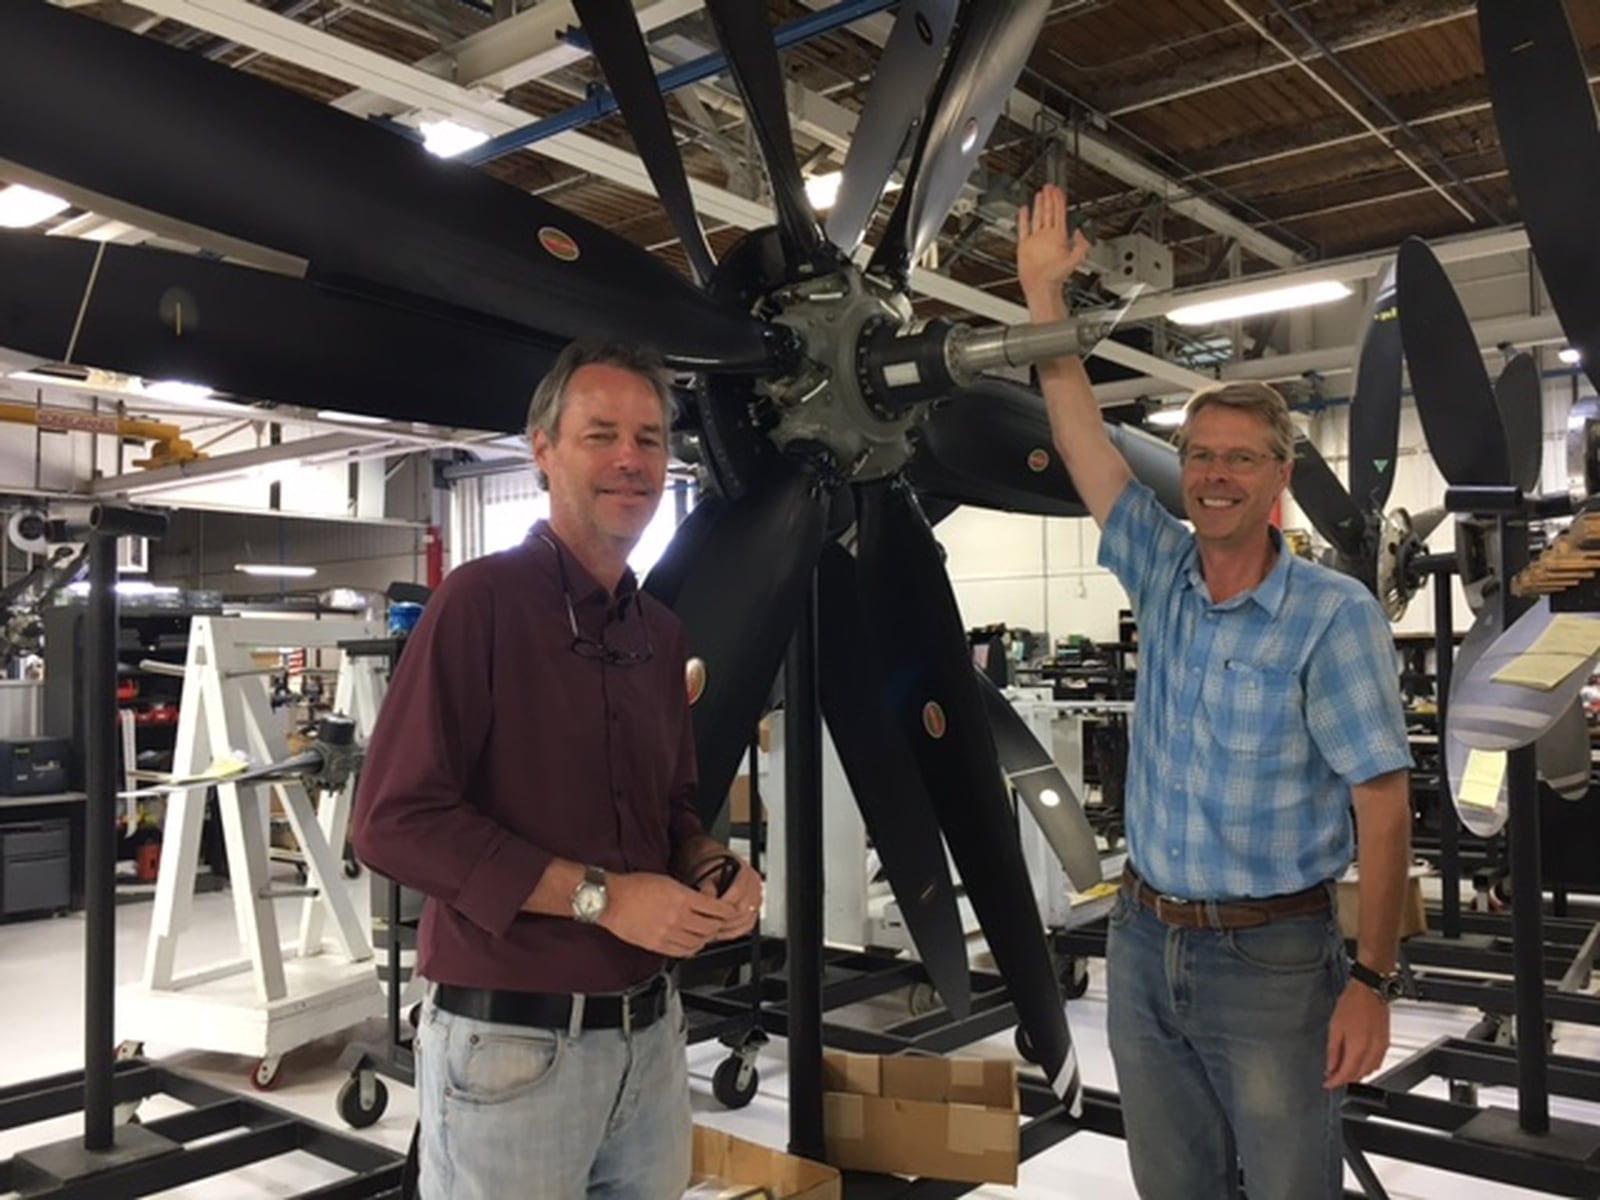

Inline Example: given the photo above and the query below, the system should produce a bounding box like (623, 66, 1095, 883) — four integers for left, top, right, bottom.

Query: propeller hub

(761, 268, 923, 484)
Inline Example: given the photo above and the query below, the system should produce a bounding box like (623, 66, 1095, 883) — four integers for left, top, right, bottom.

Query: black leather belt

(1122, 862, 1332, 931)
(434, 973, 671, 1033)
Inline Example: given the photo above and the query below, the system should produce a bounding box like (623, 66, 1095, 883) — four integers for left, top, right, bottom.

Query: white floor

(1, 876, 1597, 1198)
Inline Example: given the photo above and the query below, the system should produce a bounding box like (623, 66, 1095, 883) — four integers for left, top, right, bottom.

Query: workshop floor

(1, 876, 1596, 1198)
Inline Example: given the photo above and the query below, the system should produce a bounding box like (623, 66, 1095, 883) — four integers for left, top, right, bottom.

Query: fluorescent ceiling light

(65, 581, 181, 597)
(1167, 280, 1353, 327)
(0, 184, 69, 229)
(803, 170, 899, 212)
(138, 379, 213, 404)
(236, 563, 317, 578)
(317, 409, 390, 425)
(420, 119, 489, 159)
(1560, 347, 1583, 365)
(1146, 406, 1186, 428)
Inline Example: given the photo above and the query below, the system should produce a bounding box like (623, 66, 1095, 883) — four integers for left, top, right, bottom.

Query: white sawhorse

(119, 616, 383, 1089)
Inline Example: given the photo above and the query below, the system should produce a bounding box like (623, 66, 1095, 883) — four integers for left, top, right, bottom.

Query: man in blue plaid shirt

(1018, 184, 1413, 1200)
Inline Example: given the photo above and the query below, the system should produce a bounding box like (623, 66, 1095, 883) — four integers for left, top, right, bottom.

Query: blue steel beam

(459, 0, 900, 166)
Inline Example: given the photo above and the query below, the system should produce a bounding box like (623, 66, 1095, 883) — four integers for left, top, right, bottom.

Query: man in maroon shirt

(355, 340, 762, 1199)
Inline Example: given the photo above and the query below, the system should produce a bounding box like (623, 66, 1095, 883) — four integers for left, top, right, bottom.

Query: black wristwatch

(1349, 959, 1405, 1003)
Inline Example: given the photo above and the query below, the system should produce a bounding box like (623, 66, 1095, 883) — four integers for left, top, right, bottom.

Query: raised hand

(1016, 183, 1092, 320)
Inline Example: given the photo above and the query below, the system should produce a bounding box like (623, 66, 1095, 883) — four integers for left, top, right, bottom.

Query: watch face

(573, 882, 606, 922)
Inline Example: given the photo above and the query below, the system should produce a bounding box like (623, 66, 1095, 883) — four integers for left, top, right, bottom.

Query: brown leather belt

(1121, 862, 1332, 931)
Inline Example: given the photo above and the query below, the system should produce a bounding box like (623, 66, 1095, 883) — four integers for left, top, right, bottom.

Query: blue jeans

(416, 983, 691, 1199)
(1106, 887, 1347, 1200)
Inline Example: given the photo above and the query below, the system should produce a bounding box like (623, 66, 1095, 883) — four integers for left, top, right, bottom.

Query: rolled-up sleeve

(1304, 591, 1414, 785)
(353, 566, 552, 938)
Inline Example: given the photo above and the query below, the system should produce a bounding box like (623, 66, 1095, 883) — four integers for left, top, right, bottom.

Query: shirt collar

(526, 521, 640, 608)
(1182, 525, 1291, 616)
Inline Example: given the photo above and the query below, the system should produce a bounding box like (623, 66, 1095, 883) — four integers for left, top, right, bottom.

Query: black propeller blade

(1480, 0, 1600, 397)
(856, 480, 1082, 1112)
(1396, 237, 1511, 487)
(816, 545, 972, 1018)
(1348, 261, 1403, 511)
(974, 670, 1102, 893)
(826, 0, 960, 255)
(701, 1, 830, 270)
(870, 0, 1051, 277)
(1495, 352, 1544, 494)
(1289, 437, 1367, 562)
(910, 377, 1184, 519)
(643, 458, 830, 824)
(572, 0, 717, 285)
(0, 1, 771, 372)
(0, 233, 554, 429)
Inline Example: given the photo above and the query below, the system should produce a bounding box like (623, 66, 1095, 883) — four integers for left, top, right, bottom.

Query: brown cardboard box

(821, 1053, 1019, 1185)
(1336, 867, 1429, 941)
(727, 774, 767, 825)
(690, 1125, 839, 1200)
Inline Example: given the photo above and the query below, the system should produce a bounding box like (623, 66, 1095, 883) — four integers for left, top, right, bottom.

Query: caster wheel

(1448, 1080, 1478, 1106)
(712, 1054, 759, 1109)
(342, 858, 362, 880)
(336, 1073, 389, 1129)
(1061, 957, 1090, 1000)
(408, 1003, 422, 1030)
(1014, 1026, 1040, 1065)
(250, 1056, 282, 1091)
(906, 982, 941, 1017)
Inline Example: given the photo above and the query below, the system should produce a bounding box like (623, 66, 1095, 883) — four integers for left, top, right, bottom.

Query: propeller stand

(1414, 550, 1465, 939)
(784, 575, 826, 1159)
(1445, 486, 1600, 1159)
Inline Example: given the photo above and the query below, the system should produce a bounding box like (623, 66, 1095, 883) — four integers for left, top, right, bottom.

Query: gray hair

(525, 340, 675, 447)
(1176, 381, 1295, 462)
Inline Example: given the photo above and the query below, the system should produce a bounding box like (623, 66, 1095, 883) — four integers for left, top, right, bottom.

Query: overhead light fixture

(420, 119, 489, 159)
(1167, 280, 1353, 327)
(236, 563, 317, 578)
(137, 379, 213, 404)
(0, 184, 70, 229)
(65, 581, 181, 597)
(1146, 406, 1186, 428)
(804, 170, 842, 211)
(1560, 347, 1583, 365)
(316, 409, 390, 425)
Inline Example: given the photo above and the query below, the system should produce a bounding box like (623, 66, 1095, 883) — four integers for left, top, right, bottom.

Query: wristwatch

(570, 865, 608, 924)
(1349, 959, 1405, 1003)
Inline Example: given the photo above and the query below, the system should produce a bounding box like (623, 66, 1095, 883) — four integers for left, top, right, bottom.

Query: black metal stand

(784, 574, 825, 1161)
(0, 506, 404, 1197)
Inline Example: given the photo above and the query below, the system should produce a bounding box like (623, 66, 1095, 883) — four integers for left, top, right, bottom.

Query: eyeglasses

(1180, 448, 1281, 475)
(541, 535, 654, 667)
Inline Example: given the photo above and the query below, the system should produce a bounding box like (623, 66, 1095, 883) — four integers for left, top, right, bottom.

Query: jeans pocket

(1222, 916, 1335, 974)
(444, 1022, 564, 1107)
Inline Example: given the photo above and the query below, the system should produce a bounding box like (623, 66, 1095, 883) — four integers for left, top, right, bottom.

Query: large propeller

(0, 0, 1186, 1105)
(1396, 235, 1590, 831)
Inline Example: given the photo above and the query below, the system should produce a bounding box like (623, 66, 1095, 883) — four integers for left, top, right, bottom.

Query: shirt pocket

(1201, 658, 1304, 755)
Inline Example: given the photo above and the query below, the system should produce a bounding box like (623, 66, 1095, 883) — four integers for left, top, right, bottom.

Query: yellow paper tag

(1458, 748, 1506, 810)
(1491, 615, 1600, 691)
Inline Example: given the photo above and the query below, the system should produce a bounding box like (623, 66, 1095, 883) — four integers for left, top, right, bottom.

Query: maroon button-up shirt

(353, 522, 704, 993)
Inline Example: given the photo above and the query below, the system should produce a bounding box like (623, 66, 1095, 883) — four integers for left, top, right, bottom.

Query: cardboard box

(690, 1125, 840, 1200)
(1336, 867, 1429, 942)
(821, 1053, 1019, 1185)
(727, 773, 767, 825)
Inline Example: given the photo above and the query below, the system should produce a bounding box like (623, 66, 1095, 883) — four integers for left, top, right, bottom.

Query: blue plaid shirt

(1099, 481, 1412, 899)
